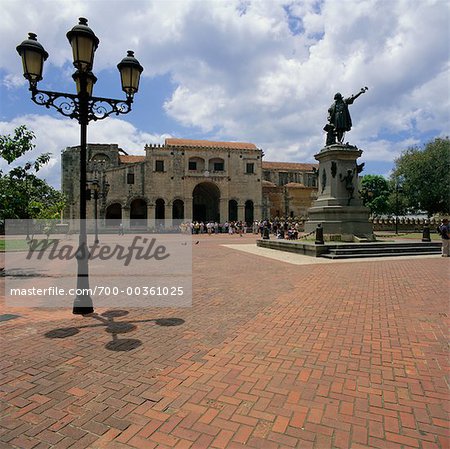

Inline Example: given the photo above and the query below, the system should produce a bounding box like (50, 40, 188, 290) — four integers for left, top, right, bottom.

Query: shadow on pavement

(44, 310, 185, 352)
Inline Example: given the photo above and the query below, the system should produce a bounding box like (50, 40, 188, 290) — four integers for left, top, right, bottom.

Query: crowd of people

(179, 219, 305, 240)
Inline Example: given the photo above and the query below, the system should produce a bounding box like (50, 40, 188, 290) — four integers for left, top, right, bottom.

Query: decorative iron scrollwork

(30, 88, 132, 124)
(31, 90, 79, 120)
(88, 97, 132, 122)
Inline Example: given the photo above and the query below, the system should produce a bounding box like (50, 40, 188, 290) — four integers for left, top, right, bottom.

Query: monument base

(305, 205, 374, 241)
(304, 143, 374, 241)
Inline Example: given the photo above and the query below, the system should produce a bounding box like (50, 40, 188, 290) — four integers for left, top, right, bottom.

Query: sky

(0, 0, 449, 189)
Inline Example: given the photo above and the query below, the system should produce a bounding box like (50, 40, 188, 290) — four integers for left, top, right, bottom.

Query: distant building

(261, 162, 318, 220)
(61, 138, 318, 228)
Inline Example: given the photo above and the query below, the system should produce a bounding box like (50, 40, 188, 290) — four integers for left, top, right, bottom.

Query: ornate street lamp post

(17, 18, 143, 315)
(395, 181, 403, 235)
(88, 179, 100, 245)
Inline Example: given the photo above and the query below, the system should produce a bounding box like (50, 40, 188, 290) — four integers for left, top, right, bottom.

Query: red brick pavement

(0, 234, 449, 448)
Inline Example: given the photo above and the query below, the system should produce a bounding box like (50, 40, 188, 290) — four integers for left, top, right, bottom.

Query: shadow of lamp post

(17, 18, 143, 315)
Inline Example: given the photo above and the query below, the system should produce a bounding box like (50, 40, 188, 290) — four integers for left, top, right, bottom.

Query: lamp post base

(73, 308, 94, 315)
(73, 295, 94, 315)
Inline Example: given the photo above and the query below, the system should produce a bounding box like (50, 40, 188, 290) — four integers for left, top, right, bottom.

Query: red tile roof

(284, 182, 307, 188)
(119, 155, 145, 164)
(262, 161, 318, 171)
(166, 138, 257, 150)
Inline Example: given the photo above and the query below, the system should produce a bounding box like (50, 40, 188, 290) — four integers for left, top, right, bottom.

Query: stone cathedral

(61, 138, 318, 228)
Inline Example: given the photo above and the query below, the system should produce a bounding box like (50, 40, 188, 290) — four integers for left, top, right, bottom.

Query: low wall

(256, 239, 328, 257)
(371, 217, 441, 233)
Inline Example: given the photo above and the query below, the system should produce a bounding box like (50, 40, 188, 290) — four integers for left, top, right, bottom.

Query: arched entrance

(193, 182, 220, 222)
(155, 199, 165, 226)
(105, 203, 122, 227)
(172, 199, 184, 220)
(245, 200, 254, 225)
(130, 199, 147, 228)
(228, 199, 238, 222)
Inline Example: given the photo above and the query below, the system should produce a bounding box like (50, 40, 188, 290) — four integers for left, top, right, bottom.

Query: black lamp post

(17, 18, 143, 315)
(23, 166, 31, 242)
(359, 186, 374, 216)
(283, 185, 289, 220)
(395, 182, 403, 235)
(90, 179, 100, 245)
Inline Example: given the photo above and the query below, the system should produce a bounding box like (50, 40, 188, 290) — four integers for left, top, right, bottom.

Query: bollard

(422, 225, 431, 242)
(315, 223, 324, 245)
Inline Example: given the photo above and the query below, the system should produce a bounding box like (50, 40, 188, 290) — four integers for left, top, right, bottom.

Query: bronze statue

(340, 168, 355, 205)
(325, 87, 368, 144)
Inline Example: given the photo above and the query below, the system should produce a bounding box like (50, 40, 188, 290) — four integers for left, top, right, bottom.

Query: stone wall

(62, 140, 264, 226)
(262, 183, 317, 220)
(371, 217, 442, 232)
(62, 139, 323, 227)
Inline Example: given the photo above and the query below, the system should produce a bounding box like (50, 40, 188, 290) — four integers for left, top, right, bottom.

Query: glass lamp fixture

(117, 50, 144, 98)
(16, 33, 48, 88)
(72, 70, 97, 96)
(66, 17, 99, 72)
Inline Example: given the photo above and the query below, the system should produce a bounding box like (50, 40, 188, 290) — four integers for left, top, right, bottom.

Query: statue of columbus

(324, 87, 368, 145)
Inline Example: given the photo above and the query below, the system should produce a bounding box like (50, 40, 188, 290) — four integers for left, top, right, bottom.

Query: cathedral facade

(61, 138, 318, 228)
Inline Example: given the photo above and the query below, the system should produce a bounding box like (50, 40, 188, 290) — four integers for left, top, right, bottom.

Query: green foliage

(0, 125, 66, 222)
(391, 137, 450, 216)
(386, 181, 409, 216)
(0, 125, 36, 165)
(359, 174, 390, 216)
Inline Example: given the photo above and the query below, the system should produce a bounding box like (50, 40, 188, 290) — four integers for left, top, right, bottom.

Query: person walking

(439, 218, 450, 257)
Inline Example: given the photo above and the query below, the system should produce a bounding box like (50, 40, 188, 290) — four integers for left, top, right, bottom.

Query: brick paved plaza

(0, 234, 449, 449)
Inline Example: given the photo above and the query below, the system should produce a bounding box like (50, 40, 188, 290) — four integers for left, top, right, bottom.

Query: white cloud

(1, 0, 449, 175)
(0, 115, 168, 188)
(2, 73, 26, 89)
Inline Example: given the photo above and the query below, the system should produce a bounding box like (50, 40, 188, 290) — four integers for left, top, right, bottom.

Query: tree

(0, 125, 66, 223)
(0, 125, 36, 165)
(359, 174, 390, 216)
(386, 179, 409, 217)
(391, 137, 450, 216)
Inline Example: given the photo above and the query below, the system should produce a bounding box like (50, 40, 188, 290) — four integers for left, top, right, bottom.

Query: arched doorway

(245, 200, 254, 225)
(193, 182, 220, 222)
(155, 199, 165, 227)
(130, 199, 147, 228)
(105, 203, 122, 227)
(172, 199, 184, 220)
(228, 199, 238, 222)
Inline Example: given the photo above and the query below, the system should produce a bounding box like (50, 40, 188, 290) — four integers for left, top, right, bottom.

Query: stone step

(322, 249, 441, 259)
(327, 242, 441, 250)
(326, 245, 441, 256)
(256, 239, 442, 259)
(322, 242, 441, 259)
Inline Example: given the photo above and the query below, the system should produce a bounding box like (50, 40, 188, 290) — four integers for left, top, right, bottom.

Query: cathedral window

(279, 172, 288, 186)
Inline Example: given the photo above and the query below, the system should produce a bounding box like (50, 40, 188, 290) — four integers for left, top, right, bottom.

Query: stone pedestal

(305, 144, 373, 241)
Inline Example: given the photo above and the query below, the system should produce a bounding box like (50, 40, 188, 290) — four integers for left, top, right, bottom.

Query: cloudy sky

(0, 0, 448, 188)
